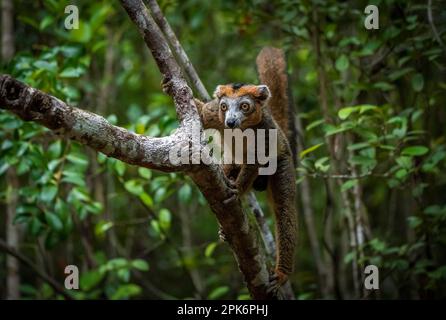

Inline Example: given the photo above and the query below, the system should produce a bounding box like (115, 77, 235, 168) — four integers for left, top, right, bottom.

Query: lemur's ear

(213, 85, 224, 99)
(256, 85, 271, 101)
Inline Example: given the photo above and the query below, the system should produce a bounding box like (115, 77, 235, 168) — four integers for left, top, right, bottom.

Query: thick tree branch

(0, 0, 275, 299)
(144, 3, 295, 298)
(0, 75, 186, 172)
(119, 0, 274, 299)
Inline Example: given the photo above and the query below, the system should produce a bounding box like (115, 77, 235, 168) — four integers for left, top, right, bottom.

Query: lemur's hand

(267, 269, 288, 297)
(161, 76, 173, 95)
(222, 176, 238, 205)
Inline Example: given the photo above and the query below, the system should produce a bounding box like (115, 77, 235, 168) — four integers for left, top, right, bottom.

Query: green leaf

(67, 154, 89, 167)
(396, 156, 413, 169)
(124, 179, 144, 196)
(402, 146, 429, 156)
(350, 155, 377, 170)
(389, 67, 413, 81)
(373, 82, 394, 91)
(30, 217, 43, 236)
(359, 105, 378, 114)
(138, 168, 152, 180)
(369, 238, 387, 252)
(341, 179, 358, 192)
(344, 251, 356, 264)
(338, 107, 357, 120)
(118, 269, 130, 282)
(45, 212, 63, 231)
(69, 21, 92, 43)
(62, 171, 86, 187)
(114, 161, 126, 176)
(131, 259, 149, 271)
(306, 119, 325, 131)
(47, 140, 62, 158)
(33, 60, 58, 73)
(315, 157, 330, 172)
(110, 284, 141, 300)
(407, 216, 422, 229)
(40, 185, 58, 203)
(205, 242, 218, 258)
(0, 162, 10, 176)
(158, 208, 171, 231)
(178, 184, 192, 203)
(59, 67, 84, 78)
(80, 270, 105, 291)
(208, 286, 229, 300)
(95, 220, 114, 237)
(300, 143, 324, 158)
(395, 168, 408, 180)
(139, 192, 153, 209)
(335, 54, 349, 72)
(411, 73, 424, 92)
(150, 220, 161, 237)
(325, 124, 353, 136)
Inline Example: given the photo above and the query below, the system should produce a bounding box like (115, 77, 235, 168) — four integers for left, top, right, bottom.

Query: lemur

(164, 47, 297, 293)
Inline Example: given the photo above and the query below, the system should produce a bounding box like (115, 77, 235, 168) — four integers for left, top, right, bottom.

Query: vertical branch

(1, 0, 15, 60)
(119, 0, 274, 299)
(2, 0, 20, 300)
(294, 110, 329, 297)
(310, 6, 361, 297)
(427, 0, 445, 49)
(146, 0, 210, 101)
(5, 168, 20, 299)
(178, 201, 205, 298)
(144, 0, 295, 299)
(94, 29, 120, 258)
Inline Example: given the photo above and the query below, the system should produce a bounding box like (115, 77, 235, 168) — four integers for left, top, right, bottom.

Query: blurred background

(0, 0, 445, 299)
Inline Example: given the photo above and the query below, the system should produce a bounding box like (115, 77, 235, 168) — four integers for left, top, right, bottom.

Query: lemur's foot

(267, 269, 288, 296)
(161, 76, 173, 95)
(222, 177, 238, 205)
(218, 225, 227, 242)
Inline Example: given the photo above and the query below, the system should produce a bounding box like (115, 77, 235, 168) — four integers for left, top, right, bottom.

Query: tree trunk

(2, 0, 20, 300)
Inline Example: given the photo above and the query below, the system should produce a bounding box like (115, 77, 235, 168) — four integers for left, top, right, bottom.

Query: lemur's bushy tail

(256, 47, 297, 166)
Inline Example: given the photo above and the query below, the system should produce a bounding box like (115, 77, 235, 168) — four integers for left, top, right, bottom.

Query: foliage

(0, 0, 445, 299)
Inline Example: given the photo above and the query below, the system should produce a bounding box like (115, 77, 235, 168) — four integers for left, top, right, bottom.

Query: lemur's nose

(226, 118, 237, 128)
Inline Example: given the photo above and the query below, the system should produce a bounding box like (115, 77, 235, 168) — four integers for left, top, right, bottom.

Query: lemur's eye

(220, 102, 228, 111)
(240, 103, 250, 111)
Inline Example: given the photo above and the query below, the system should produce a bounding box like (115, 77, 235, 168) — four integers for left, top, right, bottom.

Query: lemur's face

(214, 83, 270, 130)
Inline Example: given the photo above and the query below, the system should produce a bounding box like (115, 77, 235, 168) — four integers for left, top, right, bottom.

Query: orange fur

(215, 85, 266, 100)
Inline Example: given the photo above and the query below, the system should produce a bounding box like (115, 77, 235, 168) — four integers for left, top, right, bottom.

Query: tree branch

(145, 1, 293, 295)
(146, 0, 210, 101)
(0, 0, 276, 300)
(145, 0, 296, 297)
(0, 75, 187, 172)
(0, 239, 73, 300)
(120, 0, 275, 299)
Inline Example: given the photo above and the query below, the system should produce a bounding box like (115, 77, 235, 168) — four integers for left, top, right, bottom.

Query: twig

(302, 171, 390, 180)
(246, 193, 276, 257)
(427, 0, 445, 49)
(0, 239, 73, 300)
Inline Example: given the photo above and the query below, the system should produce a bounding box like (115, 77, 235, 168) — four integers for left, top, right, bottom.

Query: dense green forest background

(1, 0, 445, 299)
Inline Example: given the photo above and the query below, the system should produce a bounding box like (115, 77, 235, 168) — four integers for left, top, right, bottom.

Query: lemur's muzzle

(225, 118, 238, 128)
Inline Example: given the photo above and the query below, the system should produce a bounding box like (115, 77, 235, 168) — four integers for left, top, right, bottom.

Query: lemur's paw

(222, 191, 238, 205)
(222, 177, 238, 205)
(161, 76, 173, 95)
(218, 226, 227, 242)
(267, 269, 288, 296)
